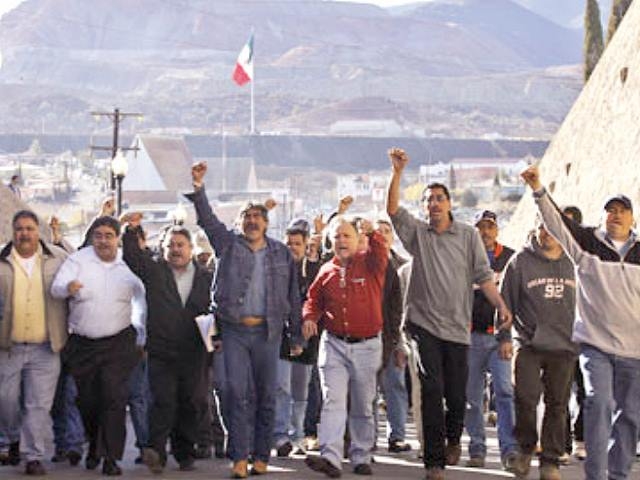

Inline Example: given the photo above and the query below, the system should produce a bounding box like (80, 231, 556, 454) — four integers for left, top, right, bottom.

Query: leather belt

(240, 316, 265, 327)
(329, 332, 378, 344)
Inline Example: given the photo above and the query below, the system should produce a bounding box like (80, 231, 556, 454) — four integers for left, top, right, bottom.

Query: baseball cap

(474, 210, 498, 227)
(286, 218, 310, 236)
(603, 194, 633, 212)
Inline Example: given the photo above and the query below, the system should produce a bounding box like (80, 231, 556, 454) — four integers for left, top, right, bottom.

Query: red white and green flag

(232, 34, 254, 86)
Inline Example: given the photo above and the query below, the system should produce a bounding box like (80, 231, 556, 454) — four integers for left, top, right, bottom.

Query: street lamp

(170, 202, 188, 225)
(111, 150, 128, 217)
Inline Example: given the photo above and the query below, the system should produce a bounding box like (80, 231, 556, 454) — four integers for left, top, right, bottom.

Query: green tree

(584, 0, 604, 82)
(606, 0, 633, 44)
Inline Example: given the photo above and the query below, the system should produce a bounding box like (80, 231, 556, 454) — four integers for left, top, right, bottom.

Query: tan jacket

(0, 240, 69, 352)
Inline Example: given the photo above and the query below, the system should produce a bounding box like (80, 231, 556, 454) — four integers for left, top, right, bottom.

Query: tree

(584, 0, 604, 83)
(606, 0, 633, 45)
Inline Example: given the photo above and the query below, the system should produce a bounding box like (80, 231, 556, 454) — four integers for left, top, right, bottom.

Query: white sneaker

(574, 441, 586, 460)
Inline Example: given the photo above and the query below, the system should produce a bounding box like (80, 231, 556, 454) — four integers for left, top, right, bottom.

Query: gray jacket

(500, 233, 577, 354)
(536, 189, 640, 359)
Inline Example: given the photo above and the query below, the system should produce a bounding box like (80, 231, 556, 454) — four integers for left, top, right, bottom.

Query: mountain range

(0, 0, 585, 138)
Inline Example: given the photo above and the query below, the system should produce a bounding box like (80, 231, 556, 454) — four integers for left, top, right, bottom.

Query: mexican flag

(232, 34, 254, 86)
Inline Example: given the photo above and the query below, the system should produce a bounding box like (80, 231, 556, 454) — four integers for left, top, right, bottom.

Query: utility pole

(89, 108, 142, 190)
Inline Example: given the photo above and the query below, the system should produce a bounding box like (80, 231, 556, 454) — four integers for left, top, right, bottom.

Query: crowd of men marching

(0, 148, 639, 480)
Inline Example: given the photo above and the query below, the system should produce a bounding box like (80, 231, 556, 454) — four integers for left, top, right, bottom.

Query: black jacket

(471, 243, 514, 335)
(122, 226, 213, 358)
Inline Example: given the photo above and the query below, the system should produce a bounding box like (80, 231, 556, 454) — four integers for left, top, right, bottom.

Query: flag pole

(250, 71, 255, 134)
(250, 27, 255, 134)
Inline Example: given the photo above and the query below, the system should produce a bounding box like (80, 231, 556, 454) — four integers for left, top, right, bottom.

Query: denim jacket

(185, 188, 302, 345)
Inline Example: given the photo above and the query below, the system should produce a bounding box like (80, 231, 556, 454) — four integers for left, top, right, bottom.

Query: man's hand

(337, 195, 354, 214)
(358, 218, 374, 236)
(67, 280, 83, 296)
(520, 165, 543, 191)
(192, 161, 207, 186)
(302, 320, 318, 340)
(264, 198, 277, 211)
(496, 305, 513, 331)
(313, 213, 326, 234)
(498, 341, 513, 360)
(388, 147, 409, 173)
(393, 349, 408, 369)
(100, 196, 115, 217)
(290, 345, 304, 357)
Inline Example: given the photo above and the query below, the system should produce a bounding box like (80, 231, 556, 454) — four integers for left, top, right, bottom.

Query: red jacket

(303, 231, 388, 339)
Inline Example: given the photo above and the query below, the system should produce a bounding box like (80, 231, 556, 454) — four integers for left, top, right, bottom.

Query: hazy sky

(0, 0, 418, 20)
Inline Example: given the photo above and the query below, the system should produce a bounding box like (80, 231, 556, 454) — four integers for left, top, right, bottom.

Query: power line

(89, 108, 142, 190)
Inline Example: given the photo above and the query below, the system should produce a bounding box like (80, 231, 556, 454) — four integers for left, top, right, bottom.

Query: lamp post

(170, 203, 188, 225)
(111, 150, 128, 217)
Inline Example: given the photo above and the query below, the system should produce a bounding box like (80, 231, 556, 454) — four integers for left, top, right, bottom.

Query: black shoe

(102, 458, 122, 476)
(25, 460, 46, 476)
(8, 442, 20, 466)
(51, 449, 67, 463)
(67, 450, 82, 466)
(276, 441, 293, 457)
(305, 456, 342, 478)
(85, 454, 101, 470)
(214, 440, 226, 459)
(353, 463, 373, 475)
(194, 445, 212, 459)
(179, 456, 196, 471)
(388, 440, 412, 453)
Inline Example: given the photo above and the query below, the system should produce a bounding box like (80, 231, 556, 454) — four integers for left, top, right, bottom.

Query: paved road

(3, 413, 636, 479)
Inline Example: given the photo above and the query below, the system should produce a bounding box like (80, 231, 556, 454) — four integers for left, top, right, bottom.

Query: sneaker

(276, 441, 293, 458)
(573, 441, 586, 461)
(251, 460, 268, 475)
(444, 443, 461, 466)
(85, 454, 101, 470)
(513, 452, 532, 478)
(466, 456, 485, 468)
(353, 463, 373, 475)
(305, 436, 320, 451)
(305, 455, 342, 478)
(231, 459, 249, 479)
(388, 440, 412, 453)
(539, 462, 561, 480)
(557, 453, 570, 466)
(424, 466, 445, 480)
(142, 447, 164, 475)
(25, 460, 46, 476)
(487, 411, 497, 427)
(502, 452, 518, 473)
(292, 444, 306, 456)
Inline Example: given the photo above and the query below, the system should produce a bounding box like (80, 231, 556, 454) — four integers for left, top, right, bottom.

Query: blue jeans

(380, 354, 408, 442)
(304, 364, 322, 437)
(580, 344, 640, 480)
(222, 322, 280, 463)
(52, 372, 84, 453)
(318, 332, 382, 470)
(465, 332, 517, 460)
(0, 343, 60, 461)
(274, 359, 312, 446)
(128, 357, 150, 449)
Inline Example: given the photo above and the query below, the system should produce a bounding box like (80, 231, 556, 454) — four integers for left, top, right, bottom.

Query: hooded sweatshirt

(499, 233, 577, 354)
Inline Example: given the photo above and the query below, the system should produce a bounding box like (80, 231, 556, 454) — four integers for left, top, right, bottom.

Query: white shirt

(51, 246, 146, 343)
